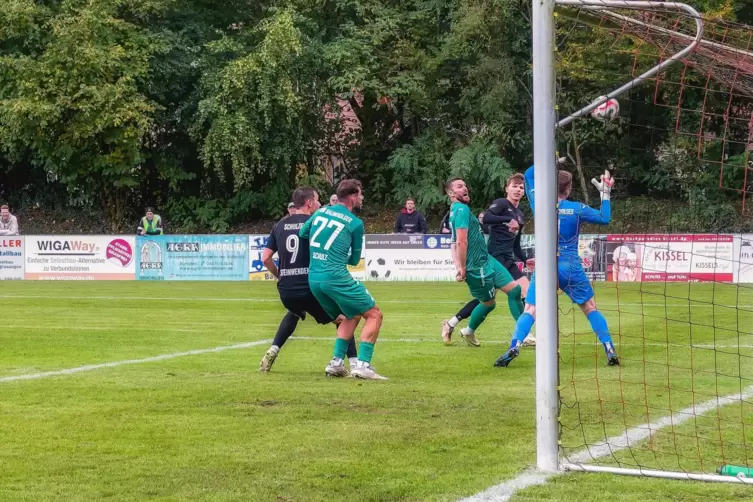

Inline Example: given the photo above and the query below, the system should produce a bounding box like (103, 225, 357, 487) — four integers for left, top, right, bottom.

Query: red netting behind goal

(554, 4, 753, 479)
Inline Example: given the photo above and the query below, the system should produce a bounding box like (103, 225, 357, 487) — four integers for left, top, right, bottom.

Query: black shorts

(493, 255, 525, 281)
(279, 290, 333, 325)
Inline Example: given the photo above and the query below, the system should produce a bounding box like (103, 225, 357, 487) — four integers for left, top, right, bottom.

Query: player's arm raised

(580, 170, 614, 225)
(524, 165, 536, 216)
(348, 221, 364, 266)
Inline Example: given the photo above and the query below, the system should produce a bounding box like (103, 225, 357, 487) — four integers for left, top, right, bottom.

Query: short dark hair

(292, 186, 317, 208)
(406, 198, 415, 204)
(506, 173, 525, 187)
(0, 204, 8, 210)
(145, 207, 154, 213)
(445, 177, 463, 193)
(558, 170, 573, 197)
(336, 179, 362, 200)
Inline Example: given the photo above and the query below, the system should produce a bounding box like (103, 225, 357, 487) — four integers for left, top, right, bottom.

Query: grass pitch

(1, 281, 753, 501)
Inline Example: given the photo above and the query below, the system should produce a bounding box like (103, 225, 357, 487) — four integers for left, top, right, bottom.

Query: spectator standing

(394, 198, 428, 234)
(478, 212, 491, 235)
(0, 205, 19, 235)
(287, 202, 297, 216)
(328, 194, 338, 207)
(439, 211, 451, 234)
(138, 207, 164, 236)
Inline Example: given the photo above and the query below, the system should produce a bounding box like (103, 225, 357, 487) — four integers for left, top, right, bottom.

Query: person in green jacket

(138, 207, 163, 235)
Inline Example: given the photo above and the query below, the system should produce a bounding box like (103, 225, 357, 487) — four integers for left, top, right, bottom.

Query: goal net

(546, 0, 753, 483)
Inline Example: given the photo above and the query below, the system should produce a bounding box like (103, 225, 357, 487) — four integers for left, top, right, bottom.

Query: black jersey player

(259, 186, 357, 372)
(441, 173, 534, 346)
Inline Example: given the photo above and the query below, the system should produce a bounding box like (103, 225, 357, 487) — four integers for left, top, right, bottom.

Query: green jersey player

(447, 177, 524, 346)
(300, 179, 387, 380)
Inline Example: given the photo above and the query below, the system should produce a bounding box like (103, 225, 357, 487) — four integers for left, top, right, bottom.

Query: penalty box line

(3, 336, 753, 385)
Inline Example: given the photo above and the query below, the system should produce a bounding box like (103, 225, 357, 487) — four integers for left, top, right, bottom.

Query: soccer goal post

(534, 0, 753, 484)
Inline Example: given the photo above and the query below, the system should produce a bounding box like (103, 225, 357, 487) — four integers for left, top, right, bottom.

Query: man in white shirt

(0, 205, 19, 235)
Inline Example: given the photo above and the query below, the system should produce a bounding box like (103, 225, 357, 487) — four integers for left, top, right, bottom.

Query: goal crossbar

(554, 0, 704, 128)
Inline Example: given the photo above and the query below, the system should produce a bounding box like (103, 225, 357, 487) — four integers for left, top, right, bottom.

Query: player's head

(292, 186, 320, 215)
(505, 173, 525, 203)
(558, 170, 573, 198)
(445, 177, 469, 204)
(405, 198, 415, 213)
(336, 179, 363, 210)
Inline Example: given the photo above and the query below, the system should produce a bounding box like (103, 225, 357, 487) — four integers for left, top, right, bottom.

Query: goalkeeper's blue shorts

(526, 257, 594, 306)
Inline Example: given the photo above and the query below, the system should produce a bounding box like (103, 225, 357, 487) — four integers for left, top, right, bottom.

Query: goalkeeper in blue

(494, 164, 620, 368)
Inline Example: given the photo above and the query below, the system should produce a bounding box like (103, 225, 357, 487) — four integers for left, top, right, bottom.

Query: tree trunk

(568, 120, 590, 205)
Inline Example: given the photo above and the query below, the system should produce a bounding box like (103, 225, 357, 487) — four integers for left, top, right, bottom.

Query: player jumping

(495, 164, 619, 367)
(442, 173, 533, 346)
(446, 178, 524, 347)
(259, 187, 357, 373)
(300, 179, 387, 380)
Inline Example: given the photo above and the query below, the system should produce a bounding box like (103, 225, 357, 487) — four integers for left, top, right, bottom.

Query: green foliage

(0, 0, 751, 232)
(191, 9, 306, 189)
(449, 141, 514, 211)
(386, 133, 451, 211)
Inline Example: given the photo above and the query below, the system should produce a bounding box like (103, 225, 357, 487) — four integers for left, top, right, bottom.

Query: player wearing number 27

(259, 187, 358, 373)
(300, 179, 387, 380)
(495, 163, 620, 368)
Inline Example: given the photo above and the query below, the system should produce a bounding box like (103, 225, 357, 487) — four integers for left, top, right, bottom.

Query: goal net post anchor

(561, 463, 753, 484)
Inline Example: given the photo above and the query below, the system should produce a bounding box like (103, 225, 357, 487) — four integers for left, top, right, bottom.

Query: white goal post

(533, 0, 753, 484)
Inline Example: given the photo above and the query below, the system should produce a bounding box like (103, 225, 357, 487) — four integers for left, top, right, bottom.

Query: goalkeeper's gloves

(591, 170, 614, 201)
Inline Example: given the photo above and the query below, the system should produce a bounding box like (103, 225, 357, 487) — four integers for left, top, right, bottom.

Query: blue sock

(587, 310, 613, 345)
(510, 312, 535, 348)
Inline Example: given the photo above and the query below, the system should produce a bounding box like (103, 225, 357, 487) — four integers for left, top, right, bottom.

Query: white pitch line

(3, 293, 753, 308)
(1, 333, 752, 501)
(3, 336, 752, 385)
(0, 339, 271, 383)
(0, 325, 204, 333)
(459, 384, 753, 501)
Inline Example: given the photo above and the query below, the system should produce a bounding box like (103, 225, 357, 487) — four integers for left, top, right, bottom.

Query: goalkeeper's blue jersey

(524, 165, 611, 260)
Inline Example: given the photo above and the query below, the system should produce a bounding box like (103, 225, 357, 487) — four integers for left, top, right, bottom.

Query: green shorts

(309, 276, 376, 320)
(465, 256, 515, 303)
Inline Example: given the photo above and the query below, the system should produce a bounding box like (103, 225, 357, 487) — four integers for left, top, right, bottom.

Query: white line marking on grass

(4, 294, 753, 308)
(459, 382, 753, 501)
(0, 339, 271, 384)
(2, 325, 204, 333)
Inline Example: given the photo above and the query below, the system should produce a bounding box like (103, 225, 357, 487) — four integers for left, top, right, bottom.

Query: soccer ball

(368, 258, 391, 279)
(591, 96, 620, 121)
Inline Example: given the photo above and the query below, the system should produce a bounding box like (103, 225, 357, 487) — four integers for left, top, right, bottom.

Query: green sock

(359, 342, 375, 363)
(507, 285, 523, 320)
(333, 338, 350, 359)
(468, 302, 496, 330)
